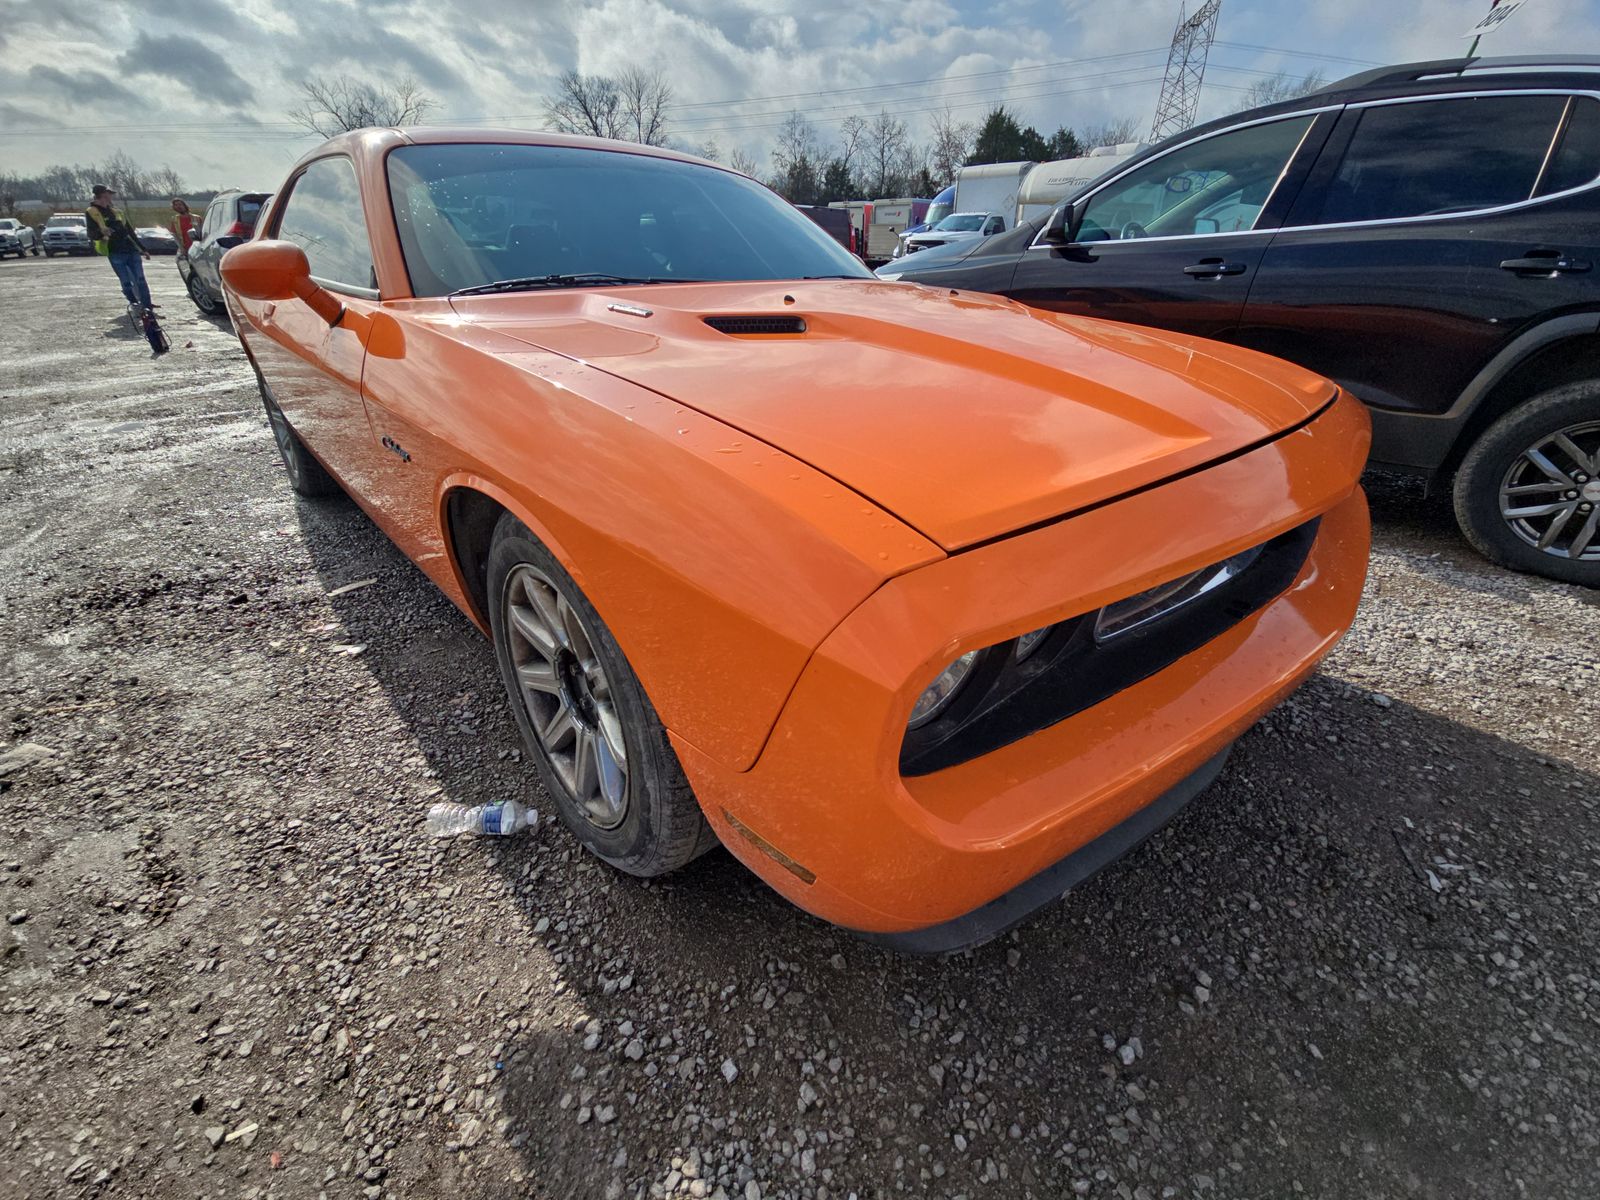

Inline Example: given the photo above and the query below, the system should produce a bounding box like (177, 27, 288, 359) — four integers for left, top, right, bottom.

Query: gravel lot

(2, 255, 1598, 1200)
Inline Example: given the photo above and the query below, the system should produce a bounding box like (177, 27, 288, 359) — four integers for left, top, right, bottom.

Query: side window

(200, 203, 219, 239)
(1311, 95, 1569, 225)
(275, 158, 375, 290)
(983, 216, 1005, 235)
(1076, 115, 1313, 242)
(1537, 97, 1600, 197)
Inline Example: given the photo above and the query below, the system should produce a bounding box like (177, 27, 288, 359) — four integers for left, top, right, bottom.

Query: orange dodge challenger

(222, 128, 1371, 952)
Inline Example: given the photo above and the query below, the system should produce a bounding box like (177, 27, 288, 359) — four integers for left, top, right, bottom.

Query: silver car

(0, 218, 41, 257)
(177, 189, 270, 316)
(42, 213, 92, 256)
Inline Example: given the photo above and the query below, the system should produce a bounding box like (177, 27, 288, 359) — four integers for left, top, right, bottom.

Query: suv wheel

(1453, 382, 1600, 587)
(186, 271, 220, 315)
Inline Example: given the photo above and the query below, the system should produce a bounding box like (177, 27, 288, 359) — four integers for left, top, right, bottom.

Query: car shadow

(287, 487, 1600, 1200)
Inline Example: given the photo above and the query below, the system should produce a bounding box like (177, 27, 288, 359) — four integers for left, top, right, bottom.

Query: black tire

(258, 376, 339, 497)
(487, 513, 715, 876)
(1453, 382, 1600, 587)
(186, 269, 220, 315)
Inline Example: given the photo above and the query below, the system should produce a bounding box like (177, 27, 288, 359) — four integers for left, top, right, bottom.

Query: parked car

(178, 189, 270, 315)
(901, 211, 1007, 255)
(878, 56, 1600, 586)
(0, 218, 41, 257)
(137, 226, 179, 255)
(221, 128, 1369, 950)
(41, 213, 91, 255)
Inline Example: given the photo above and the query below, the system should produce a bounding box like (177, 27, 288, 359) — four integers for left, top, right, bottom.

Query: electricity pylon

(1149, 0, 1223, 143)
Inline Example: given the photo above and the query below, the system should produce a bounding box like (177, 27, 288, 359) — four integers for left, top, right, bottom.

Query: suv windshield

(387, 143, 872, 297)
(934, 214, 987, 232)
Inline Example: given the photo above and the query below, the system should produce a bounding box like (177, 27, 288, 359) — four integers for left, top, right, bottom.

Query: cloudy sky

(1, 0, 1594, 191)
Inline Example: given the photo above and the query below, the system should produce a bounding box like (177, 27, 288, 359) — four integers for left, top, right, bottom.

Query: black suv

(884, 56, 1600, 586)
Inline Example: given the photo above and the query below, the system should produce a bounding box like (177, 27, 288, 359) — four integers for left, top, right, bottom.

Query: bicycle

(127, 300, 170, 355)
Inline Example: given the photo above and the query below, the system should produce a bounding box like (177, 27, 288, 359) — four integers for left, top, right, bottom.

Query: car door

(192, 201, 224, 294)
(233, 158, 382, 492)
(1235, 91, 1591, 422)
(1006, 111, 1331, 339)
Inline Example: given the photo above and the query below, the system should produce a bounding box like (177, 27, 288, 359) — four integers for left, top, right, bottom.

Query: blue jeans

(108, 252, 152, 309)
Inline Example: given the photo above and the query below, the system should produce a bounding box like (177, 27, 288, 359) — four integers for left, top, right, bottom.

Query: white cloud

(0, 0, 1594, 191)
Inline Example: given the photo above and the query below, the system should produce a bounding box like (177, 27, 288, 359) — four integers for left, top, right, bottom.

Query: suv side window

(275, 157, 375, 291)
(1075, 115, 1314, 242)
(1308, 94, 1571, 224)
(1537, 96, 1600, 196)
(199, 202, 219, 239)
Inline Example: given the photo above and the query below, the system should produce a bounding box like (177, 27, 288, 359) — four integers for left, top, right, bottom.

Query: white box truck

(952, 162, 1034, 227)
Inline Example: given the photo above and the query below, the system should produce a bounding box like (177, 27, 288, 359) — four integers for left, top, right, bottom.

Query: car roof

(1106, 55, 1600, 190)
(286, 125, 730, 178)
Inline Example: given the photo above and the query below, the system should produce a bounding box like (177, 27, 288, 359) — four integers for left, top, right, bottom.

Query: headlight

(908, 650, 978, 728)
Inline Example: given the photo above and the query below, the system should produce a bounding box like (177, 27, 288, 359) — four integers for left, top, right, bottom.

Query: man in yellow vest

(85, 185, 154, 311)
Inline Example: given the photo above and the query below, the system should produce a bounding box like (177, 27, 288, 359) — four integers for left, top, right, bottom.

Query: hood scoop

(704, 315, 807, 336)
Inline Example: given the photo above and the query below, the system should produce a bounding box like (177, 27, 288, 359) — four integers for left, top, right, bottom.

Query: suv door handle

(1184, 259, 1247, 278)
(1500, 251, 1591, 275)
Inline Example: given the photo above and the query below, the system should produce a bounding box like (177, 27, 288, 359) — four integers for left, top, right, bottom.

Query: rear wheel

(1453, 382, 1600, 587)
(186, 270, 220, 315)
(258, 376, 339, 497)
(487, 514, 715, 876)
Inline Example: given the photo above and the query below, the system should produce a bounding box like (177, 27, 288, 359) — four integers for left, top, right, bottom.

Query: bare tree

(863, 109, 910, 196)
(542, 71, 623, 139)
(927, 107, 974, 187)
(150, 165, 186, 197)
(696, 139, 722, 162)
(1231, 70, 1326, 113)
(616, 66, 673, 146)
(1075, 116, 1143, 150)
(729, 148, 761, 177)
(289, 75, 436, 137)
(771, 112, 819, 175)
(836, 114, 867, 176)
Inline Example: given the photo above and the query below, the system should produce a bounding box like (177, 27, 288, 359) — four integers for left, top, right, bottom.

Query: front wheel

(487, 514, 715, 876)
(1453, 382, 1600, 587)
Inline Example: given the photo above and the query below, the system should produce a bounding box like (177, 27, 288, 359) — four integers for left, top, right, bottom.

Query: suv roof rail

(1322, 54, 1600, 94)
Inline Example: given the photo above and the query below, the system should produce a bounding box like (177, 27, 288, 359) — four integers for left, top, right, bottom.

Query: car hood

(451, 280, 1336, 550)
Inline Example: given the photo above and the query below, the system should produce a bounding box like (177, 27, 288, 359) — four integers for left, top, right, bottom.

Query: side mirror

(221, 239, 343, 325)
(1042, 203, 1074, 245)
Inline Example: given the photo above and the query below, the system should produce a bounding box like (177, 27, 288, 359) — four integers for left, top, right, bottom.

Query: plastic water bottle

(425, 800, 536, 838)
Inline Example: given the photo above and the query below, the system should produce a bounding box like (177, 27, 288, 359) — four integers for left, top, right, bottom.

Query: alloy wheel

(1498, 421, 1600, 561)
(502, 563, 630, 829)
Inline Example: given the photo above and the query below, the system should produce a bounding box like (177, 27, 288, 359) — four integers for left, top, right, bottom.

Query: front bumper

(672, 390, 1371, 939)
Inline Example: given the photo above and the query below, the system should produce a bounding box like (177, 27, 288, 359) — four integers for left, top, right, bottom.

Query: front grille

(703, 316, 807, 335)
(899, 520, 1321, 776)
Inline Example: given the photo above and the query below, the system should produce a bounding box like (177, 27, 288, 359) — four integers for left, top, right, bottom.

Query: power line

(1213, 41, 1382, 67)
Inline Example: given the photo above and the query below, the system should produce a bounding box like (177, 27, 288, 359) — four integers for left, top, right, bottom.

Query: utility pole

(1149, 0, 1223, 143)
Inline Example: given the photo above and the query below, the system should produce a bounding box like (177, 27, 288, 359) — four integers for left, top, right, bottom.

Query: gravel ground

(2, 256, 1598, 1200)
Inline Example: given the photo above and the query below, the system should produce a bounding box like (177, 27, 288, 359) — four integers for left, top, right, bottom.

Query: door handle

(1184, 259, 1247, 278)
(1499, 251, 1590, 275)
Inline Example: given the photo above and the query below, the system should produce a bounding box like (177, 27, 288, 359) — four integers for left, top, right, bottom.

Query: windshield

(47, 216, 85, 227)
(934, 214, 986, 232)
(923, 201, 953, 227)
(386, 143, 872, 297)
(0, 220, 17, 230)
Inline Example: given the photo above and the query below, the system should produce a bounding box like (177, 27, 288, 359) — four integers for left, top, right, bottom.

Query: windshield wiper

(451, 273, 685, 297)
